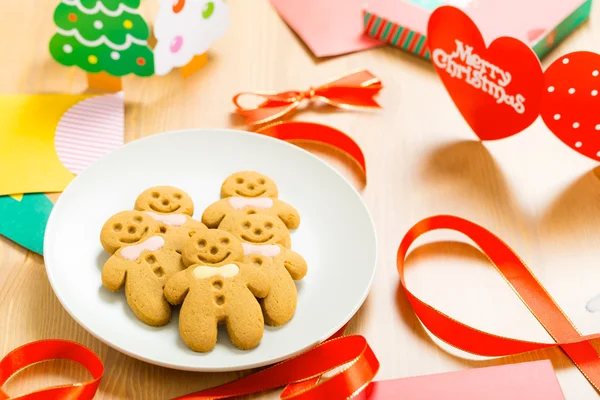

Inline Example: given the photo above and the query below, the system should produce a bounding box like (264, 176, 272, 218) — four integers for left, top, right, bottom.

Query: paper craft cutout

(364, 0, 591, 61)
(49, 0, 154, 78)
(0, 93, 124, 196)
(154, 0, 230, 76)
(358, 361, 565, 400)
(49, 0, 230, 85)
(427, 6, 544, 141)
(55, 92, 124, 174)
(406, 0, 474, 10)
(426, 5, 600, 163)
(0, 193, 54, 254)
(269, 0, 382, 57)
(541, 52, 600, 161)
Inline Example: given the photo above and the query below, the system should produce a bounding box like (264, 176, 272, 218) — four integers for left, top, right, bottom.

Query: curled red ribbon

(233, 70, 382, 126)
(175, 335, 379, 399)
(256, 121, 367, 183)
(397, 215, 600, 392)
(0, 339, 103, 400)
(0, 330, 376, 399)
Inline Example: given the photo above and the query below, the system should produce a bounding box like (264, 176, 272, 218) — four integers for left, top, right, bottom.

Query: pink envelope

(270, 0, 383, 57)
(356, 360, 565, 399)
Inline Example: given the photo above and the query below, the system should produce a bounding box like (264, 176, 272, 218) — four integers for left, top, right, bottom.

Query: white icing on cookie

(242, 243, 280, 257)
(193, 264, 239, 279)
(228, 197, 273, 210)
(120, 236, 165, 261)
(145, 211, 187, 226)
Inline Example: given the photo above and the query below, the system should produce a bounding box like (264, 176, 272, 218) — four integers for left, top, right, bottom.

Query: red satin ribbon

(233, 70, 382, 126)
(256, 121, 367, 182)
(175, 335, 379, 400)
(0, 339, 103, 400)
(0, 328, 377, 399)
(397, 215, 600, 392)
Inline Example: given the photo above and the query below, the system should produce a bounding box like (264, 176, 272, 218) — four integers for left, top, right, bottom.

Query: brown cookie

(135, 186, 194, 216)
(218, 212, 291, 248)
(166, 230, 271, 352)
(219, 213, 306, 325)
(100, 210, 184, 326)
(202, 197, 300, 230)
(182, 229, 245, 267)
(242, 245, 306, 326)
(144, 211, 207, 253)
(135, 186, 207, 252)
(205, 172, 300, 230)
(220, 171, 278, 198)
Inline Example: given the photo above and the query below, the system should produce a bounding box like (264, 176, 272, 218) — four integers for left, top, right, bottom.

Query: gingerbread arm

(274, 200, 301, 229)
(239, 257, 271, 298)
(101, 255, 128, 292)
(281, 248, 307, 280)
(201, 200, 230, 228)
(164, 269, 191, 305)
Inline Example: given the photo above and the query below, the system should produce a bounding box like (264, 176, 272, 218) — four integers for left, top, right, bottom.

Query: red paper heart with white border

(541, 51, 600, 162)
(427, 6, 544, 141)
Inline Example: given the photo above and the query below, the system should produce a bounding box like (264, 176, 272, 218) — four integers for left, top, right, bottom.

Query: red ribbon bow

(233, 70, 383, 125)
(397, 215, 600, 393)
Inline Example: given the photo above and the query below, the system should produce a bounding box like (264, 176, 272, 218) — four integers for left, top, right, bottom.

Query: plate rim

(44, 128, 378, 372)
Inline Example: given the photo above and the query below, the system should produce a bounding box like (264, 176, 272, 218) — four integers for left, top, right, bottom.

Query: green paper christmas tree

(49, 0, 154, 78)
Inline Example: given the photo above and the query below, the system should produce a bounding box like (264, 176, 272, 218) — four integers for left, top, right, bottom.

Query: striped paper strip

(363, 11, 431, 59)
(54, 92, 124, 174)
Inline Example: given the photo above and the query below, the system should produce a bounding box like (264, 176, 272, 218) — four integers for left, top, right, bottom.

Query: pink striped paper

(54, 92, 124, 174)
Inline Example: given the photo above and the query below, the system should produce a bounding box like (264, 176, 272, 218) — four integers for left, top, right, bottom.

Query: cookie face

(220, 171, 278, 198)
(219, 213, 291, 248)
(100, 210, 160, 254)
(135, 186, 194, 215)
(182, 229, 244, 267)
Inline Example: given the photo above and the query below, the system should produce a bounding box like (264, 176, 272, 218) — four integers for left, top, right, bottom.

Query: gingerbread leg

(125, 268, 171, 327)
(261, 263, 297, 326)
(225, 288, 264, 350)
(179, 293, 219, 352)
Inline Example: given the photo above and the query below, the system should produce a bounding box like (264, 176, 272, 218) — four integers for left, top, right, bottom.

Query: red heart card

(427, 6, 544, 141)
(541, 51, 600, 161)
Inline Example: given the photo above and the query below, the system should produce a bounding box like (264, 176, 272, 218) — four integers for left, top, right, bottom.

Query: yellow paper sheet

(0, 94, 91, 196)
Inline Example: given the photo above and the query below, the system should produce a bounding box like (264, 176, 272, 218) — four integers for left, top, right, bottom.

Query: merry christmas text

(432, 40, 525, 114)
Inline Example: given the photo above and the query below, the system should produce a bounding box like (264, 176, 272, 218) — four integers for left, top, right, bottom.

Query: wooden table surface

(3, 0, 600, 398)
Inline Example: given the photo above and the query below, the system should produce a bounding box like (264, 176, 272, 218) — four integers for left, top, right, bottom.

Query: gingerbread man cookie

(166, 229, 270, 352)
(100, 210, 185, 326)
(202, 171, 300, 230)
(219, 213, 307, 326)
(135, 186, 206, 252)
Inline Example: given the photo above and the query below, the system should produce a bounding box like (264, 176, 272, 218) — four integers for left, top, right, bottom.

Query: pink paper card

(356, 360, 565, 399)
(269, 0, 383, 57)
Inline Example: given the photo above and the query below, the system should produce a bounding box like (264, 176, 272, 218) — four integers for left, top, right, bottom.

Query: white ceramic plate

(44, 129, 377, 372)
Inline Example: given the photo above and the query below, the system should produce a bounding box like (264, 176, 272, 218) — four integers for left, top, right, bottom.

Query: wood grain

(2, 0, 600, 398)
